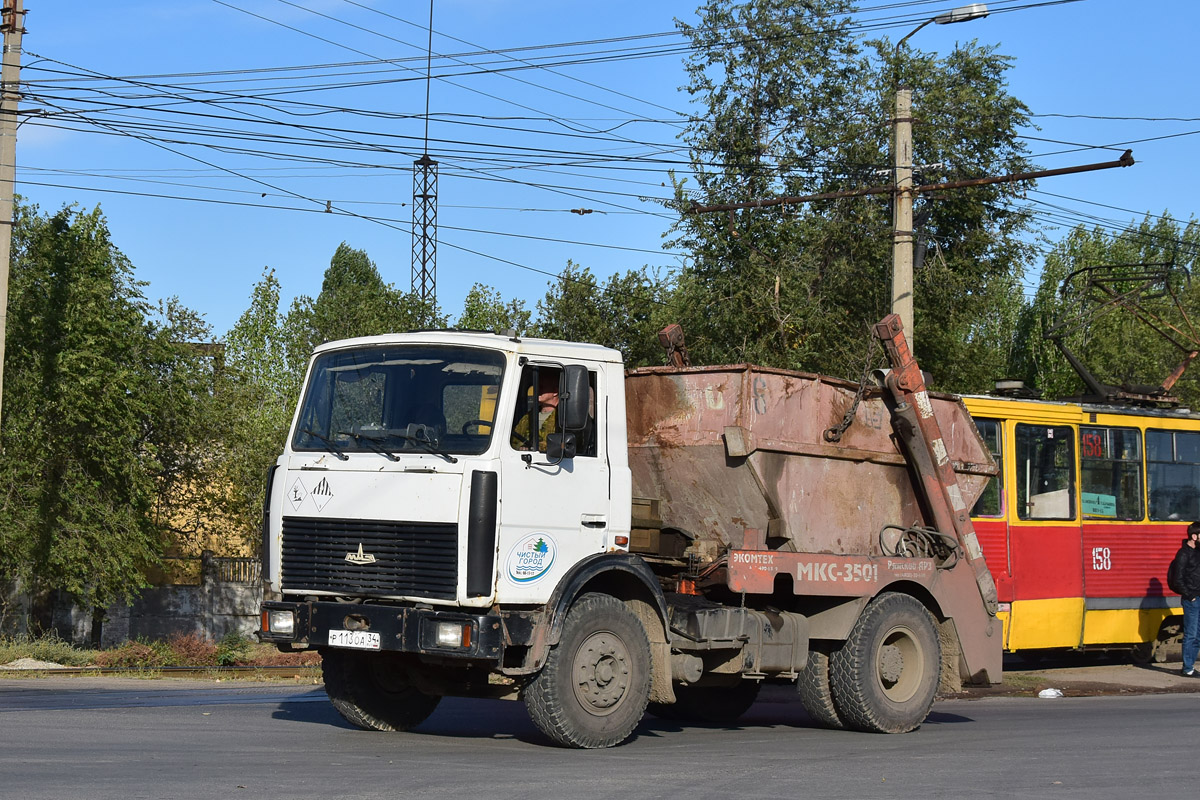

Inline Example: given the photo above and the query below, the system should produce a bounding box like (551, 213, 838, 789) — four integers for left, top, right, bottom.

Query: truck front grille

(281, 517, 458, 600)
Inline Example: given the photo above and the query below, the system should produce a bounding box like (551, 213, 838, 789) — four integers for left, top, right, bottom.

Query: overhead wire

(25, 0, 1180, 316)
(274, 0, 678, 125)
(210, 0, 666, 153)
(335, 0, 686, 119)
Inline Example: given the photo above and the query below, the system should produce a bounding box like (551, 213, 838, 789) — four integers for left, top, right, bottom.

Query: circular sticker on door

(506, 533, 557, 584)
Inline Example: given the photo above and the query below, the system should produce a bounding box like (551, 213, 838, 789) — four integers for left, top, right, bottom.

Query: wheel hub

(877, 626, 923, 703)
(573, 632, 630, 715)
(879, 643, 904, 685)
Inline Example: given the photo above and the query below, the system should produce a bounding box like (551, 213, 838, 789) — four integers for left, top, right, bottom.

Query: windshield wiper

(338, 430, 400, 462)
(393, 430, 458, 464)
(298, 428, 349, 461)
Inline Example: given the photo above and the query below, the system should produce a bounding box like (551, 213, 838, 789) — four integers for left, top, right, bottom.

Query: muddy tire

(830, 592, 941, 733)
(322, 649, 441, 732)
(648, 681, 761, 724)
(524, 593, 651, 748)
(797, 644, 847, 730)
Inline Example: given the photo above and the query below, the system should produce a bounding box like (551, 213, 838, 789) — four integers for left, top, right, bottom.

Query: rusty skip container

(624, 361, 1001, 686)
(626, 364, 994, 552)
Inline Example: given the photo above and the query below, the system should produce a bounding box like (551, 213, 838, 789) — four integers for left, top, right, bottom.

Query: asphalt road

(1, 677, 1196, 800)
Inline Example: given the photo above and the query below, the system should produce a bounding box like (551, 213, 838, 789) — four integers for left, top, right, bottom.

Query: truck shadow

(637, 700, 974, 738)
(271, 695, 974, 744)
(270, 699, 357, 730)
(273, 696, 550, 743)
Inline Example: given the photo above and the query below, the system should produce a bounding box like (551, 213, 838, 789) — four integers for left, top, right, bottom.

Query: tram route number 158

(1091, 547, 1112, 571)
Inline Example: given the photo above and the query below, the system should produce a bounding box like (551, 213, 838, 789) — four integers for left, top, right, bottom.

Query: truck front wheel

(829, 592, 940, 733)
(524, 593, 651, 748)
(321, 650, 441, 732)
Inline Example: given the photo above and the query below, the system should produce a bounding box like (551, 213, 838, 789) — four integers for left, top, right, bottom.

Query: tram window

(971, 418, 1003, 517)
(1016, 424, 1075, 520)
(1147, 429, 1200, 521)
(1079, 426, 1142, 520)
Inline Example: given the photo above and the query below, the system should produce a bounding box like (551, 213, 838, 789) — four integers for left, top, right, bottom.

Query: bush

(94, 637, 178, 669)
(167, 632, 218, 667)
(216, 631, 253, 666)
(2, 629, 322, 673)
(243, 642, 321, 668)
(0, 632, 97, 667)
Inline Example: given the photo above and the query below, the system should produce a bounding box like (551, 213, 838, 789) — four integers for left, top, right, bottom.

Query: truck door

(497, 362, 611, 602)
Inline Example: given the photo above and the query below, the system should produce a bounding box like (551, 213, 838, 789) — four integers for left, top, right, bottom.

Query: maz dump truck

(259, 315, 1002, 748)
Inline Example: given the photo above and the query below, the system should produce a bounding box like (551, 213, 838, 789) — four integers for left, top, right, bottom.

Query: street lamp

(891, 3, 988, 351)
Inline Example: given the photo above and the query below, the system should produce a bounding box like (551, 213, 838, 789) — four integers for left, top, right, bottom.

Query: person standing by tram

(1168, 522, 1200, 677)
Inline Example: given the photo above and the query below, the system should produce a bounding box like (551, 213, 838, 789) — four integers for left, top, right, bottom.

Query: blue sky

(16, 0, 1199, 337)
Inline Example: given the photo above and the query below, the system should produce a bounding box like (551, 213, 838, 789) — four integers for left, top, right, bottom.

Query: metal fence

(204, 555, 262, 585)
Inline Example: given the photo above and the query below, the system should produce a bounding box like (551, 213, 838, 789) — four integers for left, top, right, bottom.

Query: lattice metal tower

(411, 1, 438, 307)
(411, 154, 438, 305)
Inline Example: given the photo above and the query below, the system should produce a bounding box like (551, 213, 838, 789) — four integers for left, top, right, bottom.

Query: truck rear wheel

(524, 593, 651, 748)
(321, 650, 441, 732)
(829, 592, 940, 734)
(796, 645, 847, 730)
(648, 681, 761, 724)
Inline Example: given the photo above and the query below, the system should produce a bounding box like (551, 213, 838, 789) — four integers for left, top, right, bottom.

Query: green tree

(0, 202, 215, 615)
(210, 244, 444, 546)
(534, 261, 670, 368)
(206, 269, 299, 546)
(456, 283, 531, 334)
(288, 243, 442, 356)
(1014, 214, 1200, 403)
(668, 0, 1035, 389)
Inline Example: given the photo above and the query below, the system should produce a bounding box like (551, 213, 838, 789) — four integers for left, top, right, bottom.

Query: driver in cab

(511, 369, 559, 453)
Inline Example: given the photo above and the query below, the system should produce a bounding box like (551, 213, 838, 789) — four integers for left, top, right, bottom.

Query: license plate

(328, 629, 381, 650)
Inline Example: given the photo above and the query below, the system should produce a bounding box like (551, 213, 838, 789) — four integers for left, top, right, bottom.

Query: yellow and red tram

(963, 394, 1197, 658)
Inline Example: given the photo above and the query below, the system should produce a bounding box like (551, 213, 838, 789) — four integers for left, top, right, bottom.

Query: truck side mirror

(560, 365, 589, 431)
(546, 432, 577, 461)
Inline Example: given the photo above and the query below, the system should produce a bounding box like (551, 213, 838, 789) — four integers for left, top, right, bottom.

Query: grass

(0, 631, 320, 671)
(0, 632, 98, 667)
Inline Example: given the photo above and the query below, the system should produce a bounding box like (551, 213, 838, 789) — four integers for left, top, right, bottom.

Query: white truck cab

(264, 330, 634, 609)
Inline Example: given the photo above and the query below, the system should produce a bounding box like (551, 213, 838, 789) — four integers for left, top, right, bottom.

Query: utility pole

(892, 87, 914, 351)
(887, 3, 988, 352)
(0, 0, 25, 436)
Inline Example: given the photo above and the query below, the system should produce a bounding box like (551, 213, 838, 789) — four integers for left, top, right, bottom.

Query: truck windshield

(292, 344, 506, 458)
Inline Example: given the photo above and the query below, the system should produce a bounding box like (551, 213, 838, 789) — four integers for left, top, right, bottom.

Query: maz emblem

(345, 544, 377, 565)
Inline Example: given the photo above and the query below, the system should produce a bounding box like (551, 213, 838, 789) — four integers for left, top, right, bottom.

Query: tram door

(970, 418, 1013, 594)
(1007, 422, 1084, 649)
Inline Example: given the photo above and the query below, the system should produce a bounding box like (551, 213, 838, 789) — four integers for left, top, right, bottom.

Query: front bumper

(259, 600, 505, 662)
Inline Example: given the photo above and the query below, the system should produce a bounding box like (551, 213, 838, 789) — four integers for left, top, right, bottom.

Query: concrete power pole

(0, 0, 25, 435)
(891, 86, 914, 352)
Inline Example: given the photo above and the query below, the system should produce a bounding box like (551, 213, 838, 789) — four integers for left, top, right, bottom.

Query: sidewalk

(956, 657, 1200, 698)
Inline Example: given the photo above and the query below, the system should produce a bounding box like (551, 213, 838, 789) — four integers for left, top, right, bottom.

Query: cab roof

(310, 329, 624, 365)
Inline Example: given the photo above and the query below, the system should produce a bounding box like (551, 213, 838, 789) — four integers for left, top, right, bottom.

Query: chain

(823, 337, 880, 443)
